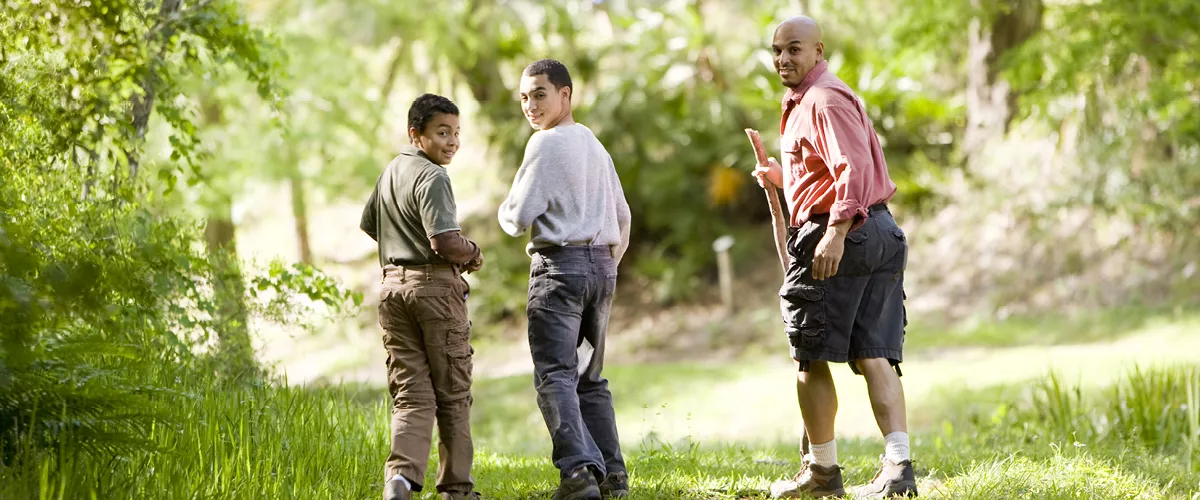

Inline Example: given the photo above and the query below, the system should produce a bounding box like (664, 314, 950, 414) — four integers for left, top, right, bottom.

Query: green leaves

(0, 0, 366, 473)
(248, 259, 363, 312)
(998, 0, 1200, 232)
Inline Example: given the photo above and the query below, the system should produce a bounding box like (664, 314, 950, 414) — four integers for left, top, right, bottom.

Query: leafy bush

(0, 0, 358, 471)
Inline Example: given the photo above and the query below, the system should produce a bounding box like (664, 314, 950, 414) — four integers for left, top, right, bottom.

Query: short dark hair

(407, 93, 459, 133)
(523, 59, 573, 97)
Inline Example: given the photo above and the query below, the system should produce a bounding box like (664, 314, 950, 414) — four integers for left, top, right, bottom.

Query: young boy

(498, 59, 632, 500)
(360, 93, 484, 500)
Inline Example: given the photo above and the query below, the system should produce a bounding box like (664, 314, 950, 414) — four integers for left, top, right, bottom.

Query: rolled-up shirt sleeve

(430, 230, 481, 264)
(812, 104, 877, 226)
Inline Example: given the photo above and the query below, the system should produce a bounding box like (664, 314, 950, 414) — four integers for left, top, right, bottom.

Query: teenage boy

(498, 59, 632, 500)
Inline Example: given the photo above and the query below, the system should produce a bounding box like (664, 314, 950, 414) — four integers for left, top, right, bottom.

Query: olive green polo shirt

(360, 146, 461, 266)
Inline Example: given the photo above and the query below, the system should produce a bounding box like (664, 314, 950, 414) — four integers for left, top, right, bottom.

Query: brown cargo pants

(377, 264, 474, 494)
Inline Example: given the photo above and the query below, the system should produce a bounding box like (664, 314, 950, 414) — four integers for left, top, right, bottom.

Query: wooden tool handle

(745, 128, 789, 271)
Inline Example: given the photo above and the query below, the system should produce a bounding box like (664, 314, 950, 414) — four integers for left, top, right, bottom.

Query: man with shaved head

(753, 16, 918, 499)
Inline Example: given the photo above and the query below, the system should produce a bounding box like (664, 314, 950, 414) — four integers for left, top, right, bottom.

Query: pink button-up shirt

(780, 60, 897, 229)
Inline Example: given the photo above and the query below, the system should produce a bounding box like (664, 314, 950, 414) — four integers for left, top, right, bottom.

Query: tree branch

(126, 0, 184, 181)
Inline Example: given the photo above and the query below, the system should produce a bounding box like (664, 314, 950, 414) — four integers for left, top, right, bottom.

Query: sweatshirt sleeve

(498, 132, 557, 236)
(610, 156, 632, 263)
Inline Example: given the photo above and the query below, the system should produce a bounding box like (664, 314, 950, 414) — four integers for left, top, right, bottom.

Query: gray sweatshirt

(498, 123, 631, 262)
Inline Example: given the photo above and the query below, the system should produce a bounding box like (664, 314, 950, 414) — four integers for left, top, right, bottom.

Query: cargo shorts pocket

(838, 227, 872, 277)
(784, 284, 828, 351)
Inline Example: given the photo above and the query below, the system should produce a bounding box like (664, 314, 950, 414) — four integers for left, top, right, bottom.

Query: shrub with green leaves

(0, 0, 357, 470)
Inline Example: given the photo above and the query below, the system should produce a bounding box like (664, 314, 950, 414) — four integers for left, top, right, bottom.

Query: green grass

(5, 362, 1200, 499)
(5, 307, 1200, 499)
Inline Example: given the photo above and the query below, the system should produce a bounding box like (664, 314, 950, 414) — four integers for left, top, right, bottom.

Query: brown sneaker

(769, 459, 846, 498)
(853, 457, 917, 498)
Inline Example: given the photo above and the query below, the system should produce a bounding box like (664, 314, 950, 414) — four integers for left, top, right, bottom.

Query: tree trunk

(963, 0, 1043, 160)
(126, 0, 183, 182)
(289, 167, 313, 265)
(204, 201, 257, 380)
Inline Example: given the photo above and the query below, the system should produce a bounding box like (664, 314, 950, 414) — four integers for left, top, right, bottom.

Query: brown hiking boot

(599, 471, 629, 498)
(553, 466, 602, 500)
(853, 457, 917, 498)
(769, 459, 845, 498)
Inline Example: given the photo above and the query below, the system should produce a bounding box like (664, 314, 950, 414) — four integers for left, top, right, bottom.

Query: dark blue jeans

(527, 245, 627, 479)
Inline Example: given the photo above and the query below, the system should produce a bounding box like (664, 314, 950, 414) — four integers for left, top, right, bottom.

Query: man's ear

(816, 41, 825, 59)
(408, 126, 420, 145)
(560, 85, 572, 102)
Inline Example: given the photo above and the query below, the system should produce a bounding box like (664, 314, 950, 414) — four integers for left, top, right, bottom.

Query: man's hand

(812, 220, 851, 280)
(752, 157, 784, 189)
(464, 252, 484, 274)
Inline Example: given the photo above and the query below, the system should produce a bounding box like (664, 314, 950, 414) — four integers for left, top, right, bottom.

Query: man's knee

(534, 367, 578, 392)
(435, 396, 471, 423)
(853, 357, 895, 375)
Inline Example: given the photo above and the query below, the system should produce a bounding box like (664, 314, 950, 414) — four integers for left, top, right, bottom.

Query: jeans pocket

(528, 273, 586, 314)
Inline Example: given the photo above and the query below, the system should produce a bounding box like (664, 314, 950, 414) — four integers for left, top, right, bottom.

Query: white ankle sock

(884, 431, 910, 462)
(389, 474, 412, 490)
(810, 439, 838, 467)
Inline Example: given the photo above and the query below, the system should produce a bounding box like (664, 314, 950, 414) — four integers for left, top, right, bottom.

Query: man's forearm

(827, 218, 852, 238)
(613, 222, 631, 264)
(430, 231, 482, 264)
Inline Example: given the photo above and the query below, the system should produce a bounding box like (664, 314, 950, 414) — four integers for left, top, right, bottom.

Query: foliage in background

(312, 0, 963, 316)
(1006, 0, 1200, 234)
(0, 0, 358, 470)
(4, 0, 1199, 493)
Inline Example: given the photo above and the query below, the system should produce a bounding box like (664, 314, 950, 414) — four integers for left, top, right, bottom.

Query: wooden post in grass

(713, 235, 736, 314)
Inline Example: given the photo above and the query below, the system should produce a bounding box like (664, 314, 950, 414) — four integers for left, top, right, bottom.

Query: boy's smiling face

(410, 112, 459, 165)
(519, 74, 569, 130)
